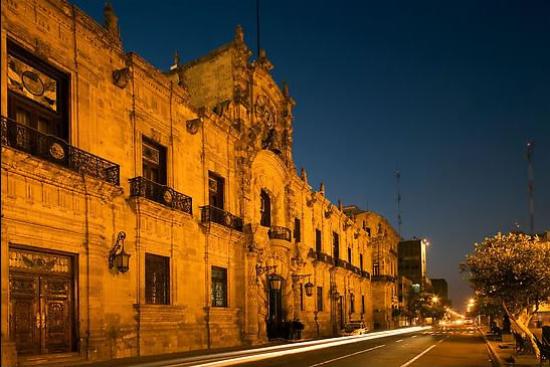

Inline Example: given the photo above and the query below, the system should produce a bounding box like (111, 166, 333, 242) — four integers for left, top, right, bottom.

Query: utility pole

(396, 170, 402, 237)
(527, 140, 535, 234)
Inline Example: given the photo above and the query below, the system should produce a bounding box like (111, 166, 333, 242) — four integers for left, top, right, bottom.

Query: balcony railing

(371, 274, 396, 282)
(268, 226, 291, 241)
(362, 270, 371, 279)
(1, 116, 120, 185)
(129, 176, 192, 214)
(336, 259, 353, 271)
(200, 205, 243, 232)
(307, 249, 334, 264)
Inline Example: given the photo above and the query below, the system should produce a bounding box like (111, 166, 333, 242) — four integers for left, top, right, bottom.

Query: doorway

(267, 278, 284, 339)
(9, 247, 76, 355)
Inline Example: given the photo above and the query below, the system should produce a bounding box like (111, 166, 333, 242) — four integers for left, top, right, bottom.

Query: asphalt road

(230, 325, 492, 367)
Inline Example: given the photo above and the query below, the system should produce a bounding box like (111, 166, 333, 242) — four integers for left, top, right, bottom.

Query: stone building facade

(0, 1, 399, 366)
(344, 206, 400, 329)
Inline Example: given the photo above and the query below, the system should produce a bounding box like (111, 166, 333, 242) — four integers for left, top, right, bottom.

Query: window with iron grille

(211, 266, 228, 307)
(315, 229, 322, 253)
(317, 286, 323, 311)
(294, 218, 301, 242)
(142, 137, 167, 185)
(208, 171, 224, 209)
(260, 190, 271, 227)
(145, 254, 170, 305)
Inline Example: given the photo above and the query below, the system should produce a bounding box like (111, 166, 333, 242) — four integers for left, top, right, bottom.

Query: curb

(478, 327, 506, 367)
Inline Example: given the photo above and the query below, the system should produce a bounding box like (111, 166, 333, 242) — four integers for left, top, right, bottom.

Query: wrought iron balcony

(1, 116, 120, 185)
(335, 258, 353, 271)
(371, 274, 396, 282)
(268, 226, 291, 241)
(129, 176, 192, 214)
(200, 205, 243, 232)
(307, 249, 334, 264)
(362, 270, 371, 279)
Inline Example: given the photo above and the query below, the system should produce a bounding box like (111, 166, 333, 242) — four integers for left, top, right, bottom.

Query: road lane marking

(131, 326, 431, 367)
(307, 344, 386, 367)
(398, 337, 447, 367)
(395, 339, 404, 343)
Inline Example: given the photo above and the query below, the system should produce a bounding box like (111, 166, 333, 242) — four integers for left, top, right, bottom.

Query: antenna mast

(527, 140, 535, 234)
(396, 170, 402, 237)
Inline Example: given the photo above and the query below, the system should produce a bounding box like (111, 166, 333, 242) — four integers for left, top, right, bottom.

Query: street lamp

(268, 274, 282, 291)
(432, 296, 440, 304)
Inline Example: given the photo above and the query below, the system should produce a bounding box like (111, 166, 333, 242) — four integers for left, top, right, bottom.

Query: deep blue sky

(75, 1, 550, 310)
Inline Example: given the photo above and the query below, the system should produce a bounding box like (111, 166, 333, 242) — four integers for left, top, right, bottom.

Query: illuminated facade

(0, 1, 394, 366)
(344, 206, 400, 329)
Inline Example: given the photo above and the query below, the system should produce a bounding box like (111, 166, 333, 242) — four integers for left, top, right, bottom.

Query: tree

(461, 232, 550, 358)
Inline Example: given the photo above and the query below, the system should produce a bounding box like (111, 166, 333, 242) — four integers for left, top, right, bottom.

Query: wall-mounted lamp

(186, 117, 203, 135)
(108, 231, 130, 273)
(292, 274, 314, 297)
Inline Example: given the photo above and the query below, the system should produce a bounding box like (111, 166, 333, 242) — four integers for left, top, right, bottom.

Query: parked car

(340, 321, 368, 336)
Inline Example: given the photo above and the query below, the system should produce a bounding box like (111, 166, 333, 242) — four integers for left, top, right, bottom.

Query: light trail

(131, 326, 430, 367)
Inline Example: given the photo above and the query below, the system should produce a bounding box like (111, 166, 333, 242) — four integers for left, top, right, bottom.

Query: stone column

(244, 251, 259, 344)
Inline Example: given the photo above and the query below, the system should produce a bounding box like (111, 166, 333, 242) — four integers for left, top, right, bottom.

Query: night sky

(74, 0, 550, 311)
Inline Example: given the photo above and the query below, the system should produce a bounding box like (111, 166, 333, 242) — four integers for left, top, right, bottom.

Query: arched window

(260, 189, 271, 227)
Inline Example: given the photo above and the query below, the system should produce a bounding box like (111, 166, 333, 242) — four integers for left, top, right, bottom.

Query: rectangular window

(317, 286, 323, 311)
(294, 218, 301, 243)
(350, 295, 355, 313)
(145, 254, 170, 305)
(315, 229, 322, 253)
(361, 295, 365, 314)
(208, 171, 225, 209)
(373, 263, 380, 276)
(347, 247, 352, 263)
(360, 254, 364, 271)
(211, 266, 228, 307)
(7, 41, 69, 140)
(260, 189, 271, 227)
(333, 232, 340, 260)
(142, 137, 167, 185)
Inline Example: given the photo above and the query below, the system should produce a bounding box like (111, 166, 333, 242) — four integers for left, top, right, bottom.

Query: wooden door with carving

(9, 247, 75, 355)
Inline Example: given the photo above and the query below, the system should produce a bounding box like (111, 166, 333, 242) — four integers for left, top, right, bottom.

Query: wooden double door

(9, 248, 75, 356)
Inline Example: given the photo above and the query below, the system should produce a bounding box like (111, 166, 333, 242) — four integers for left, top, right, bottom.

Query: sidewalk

(480, 327, 541, 367)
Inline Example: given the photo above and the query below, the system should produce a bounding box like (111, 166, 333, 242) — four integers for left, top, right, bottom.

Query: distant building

(430, 278, 449, 303)
(398, 238, 429, 289)
(397, 276, 413, 326)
